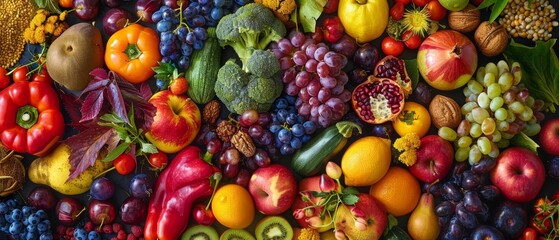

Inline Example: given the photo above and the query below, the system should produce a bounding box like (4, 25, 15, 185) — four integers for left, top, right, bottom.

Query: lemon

(341, 136, 392, 187)
(438, 0, 469, 11)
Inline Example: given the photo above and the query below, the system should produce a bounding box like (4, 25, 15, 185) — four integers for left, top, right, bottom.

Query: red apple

(409, 135, 454, 183)
(249, 164, 297, 215)
(145, 90, 201, 154)
(539, 118, 559, 155)
(291, 176, 333, 232)
(490, 147, 545, 202)
(417, 30, 478, 91)
(334, 193, 387, 240)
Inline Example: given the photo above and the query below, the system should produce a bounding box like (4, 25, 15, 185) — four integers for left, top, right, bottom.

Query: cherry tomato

(425, 0, 447, 21)
(390, 2, 405, 21)
(148, 151, 168, 171)
(552, 190, 559, 200)
(381, 36, 405, 57)
(12, 66, 29, 82)
(519, 227, 539, 240)
(58, 0, 73, 8)
(533, 197, 552, 215)
(310, 26, 324, 43)
(412, 0, 431, 7)
(531, 214, 552, 235)
(113, 154, 136, 175)
(401, 30, 423, 50)
(0, 67, 10, 89)
(32, 68, 53, 85)
(395, 0, 411, 4)
(323, 0, 339, 14)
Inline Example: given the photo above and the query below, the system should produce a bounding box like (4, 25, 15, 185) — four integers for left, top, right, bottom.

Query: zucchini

(185, 27, 221, 104)
(291, 121, 362, 177)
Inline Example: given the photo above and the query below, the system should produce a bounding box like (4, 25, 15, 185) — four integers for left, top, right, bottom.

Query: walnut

(216, 120, 237, 142)
(429, 95, 462, 129)
(231, 130, 256, 157)
(448, 4, 481, 33)
(203, 100, 221, 125)
(474, 21, 509, 57)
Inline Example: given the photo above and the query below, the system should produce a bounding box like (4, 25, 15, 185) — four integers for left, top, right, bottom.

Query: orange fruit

(341, 136, 391, 187)
(211, 184, 255, 229)
(392, 101, 431, 138)
(369, 166, 421, 216)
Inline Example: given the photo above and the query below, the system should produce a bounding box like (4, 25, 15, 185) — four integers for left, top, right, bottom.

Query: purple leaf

(80, 79, 110, 97)
(80, 90, 105, 123)
(57, 89, 82, 127)
(90, 68, 109, 80)
(64, 126, 116, 180)
(138, 82, 153, 100)
(107, 81, 129, 123)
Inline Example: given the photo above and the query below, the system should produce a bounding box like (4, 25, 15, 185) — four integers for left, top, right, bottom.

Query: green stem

(205, 173, 222, 210)
(336, 121, 363, 138)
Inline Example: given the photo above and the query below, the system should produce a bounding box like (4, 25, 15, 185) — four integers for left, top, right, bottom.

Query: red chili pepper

(322, 16, 344, 43)
(144, 146, 219, 240)
(0, 80, 64, 156)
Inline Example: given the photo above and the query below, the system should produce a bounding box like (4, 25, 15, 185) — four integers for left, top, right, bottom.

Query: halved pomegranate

(351, 77, 405, 124)
(374, 56, 412, 96)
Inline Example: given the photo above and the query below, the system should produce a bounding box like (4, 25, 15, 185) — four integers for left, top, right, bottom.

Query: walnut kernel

(429, 95, 462, 129)
(231, 131, 256, 157)
(203, 100, 221, 125)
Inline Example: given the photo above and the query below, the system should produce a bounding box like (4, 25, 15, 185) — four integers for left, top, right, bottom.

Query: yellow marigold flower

(36, 9, 49, 16)
(59, 11, 68, 21)
(53, 23, 67, 36)
(31, 13, 47, 27)
(23, 28, 35, 44)
(393, 132, 421, 152)
(34, 25, 46, 44)
(297, 228, 320, 240)
(398, 149, 417, 167)
(47, 15, 58, 24)
(45, 23, 55, 34)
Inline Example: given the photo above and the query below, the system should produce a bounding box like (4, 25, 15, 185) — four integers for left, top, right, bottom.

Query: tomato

(58, 0, 73, 8)
(148, 151, 169, 171)
(531, 214, 552, 235)
(425, 0, 447, 21)
(32, 68, 53, 85)
(0, 67, 10, 89)
(113, 154, 136, 175)
(323, 0, 339, 14)
(395, 0, 411, 4)
(534, 197, 552, 215)
(12, 66, 29, 82)
(392, 102, 431, 138)
(390, 2, 405, 21)
(412, 0, 431, 7)
(519, 227, 539, 240)
(401, 30, 423, 50)
(381, 36, 405, 57)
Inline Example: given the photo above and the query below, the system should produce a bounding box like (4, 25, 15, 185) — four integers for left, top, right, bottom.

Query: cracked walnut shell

(231, 130, 256, 157)
(429, 95, 462, 129)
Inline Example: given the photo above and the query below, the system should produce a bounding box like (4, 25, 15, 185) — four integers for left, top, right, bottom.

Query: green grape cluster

(437, 60, 545, 165)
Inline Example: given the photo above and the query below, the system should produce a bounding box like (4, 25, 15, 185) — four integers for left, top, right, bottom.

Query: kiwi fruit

(254, 216, 293, 240)
(181, 225, 219, 240)
(219, 229, 256, 240)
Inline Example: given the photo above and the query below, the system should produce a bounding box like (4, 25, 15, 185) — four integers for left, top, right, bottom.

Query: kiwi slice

(181, 225, 219, 240)
(254, 216, 293, 240)
(220, 229, 256, 240)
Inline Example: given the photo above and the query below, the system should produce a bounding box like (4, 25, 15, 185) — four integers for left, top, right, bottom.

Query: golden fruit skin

(338, 0, 388, 43)
(341, 136, 391, 187)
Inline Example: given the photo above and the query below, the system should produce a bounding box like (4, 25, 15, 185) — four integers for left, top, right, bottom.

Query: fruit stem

(94, 167, 116, 179)
(426, 179, 439, 195)
(335, 179, 343, 194)
(205, 172, 222, 210)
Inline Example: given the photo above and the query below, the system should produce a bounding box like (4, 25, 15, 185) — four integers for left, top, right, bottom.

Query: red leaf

(64, 126, 116, 180)
(80, 90, 105, 123)
(138, 82, 153, 100)
(57, 89, 83, 127)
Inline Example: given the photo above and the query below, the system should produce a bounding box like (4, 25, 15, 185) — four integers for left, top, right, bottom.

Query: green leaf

(34, 0, 47, 8)
(504, 39, 559, 112)
(341, 194, 360, 205)
(342, 187, 359, 195)
(312, 191, 330, 198)
(141, 142, 159, 154)
(404, 59, 419, 89)
(297, 0, 327, 32)
(477, 0, 497, 9)
(511, 132, 540, 154)
(100, 113, 125, 124)
(489, 0, 508, 23)
(103, 142, 131, 162)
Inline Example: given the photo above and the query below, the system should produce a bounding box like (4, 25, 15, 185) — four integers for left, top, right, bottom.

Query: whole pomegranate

(351, 77, 405, 124)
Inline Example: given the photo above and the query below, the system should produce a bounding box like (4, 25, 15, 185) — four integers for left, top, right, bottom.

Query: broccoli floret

(216, 3, 286, 68)
(246, 50, 281, 78)
(215, 56, 283, 114)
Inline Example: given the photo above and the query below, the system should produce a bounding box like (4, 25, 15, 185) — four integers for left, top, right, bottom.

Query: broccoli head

(216, 3, 286, 67)
(215, 57, 283, 114)
(246, 50, 281, 78)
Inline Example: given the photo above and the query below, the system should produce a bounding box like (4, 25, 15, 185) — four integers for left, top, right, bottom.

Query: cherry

(120, 196, 147, 225)
(28, 186, 57, 210)
(88, 200, 117, 227)
(192, 203, 216, 225)
(56, 197, 86, 226)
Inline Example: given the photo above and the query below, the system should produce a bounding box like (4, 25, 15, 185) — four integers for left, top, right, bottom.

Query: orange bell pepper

(105, 24, 161, 83)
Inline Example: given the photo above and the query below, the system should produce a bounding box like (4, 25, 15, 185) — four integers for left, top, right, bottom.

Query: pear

(407, 192, 440, 240)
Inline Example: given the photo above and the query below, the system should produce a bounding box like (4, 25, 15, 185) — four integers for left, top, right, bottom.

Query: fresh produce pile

(2, 0, 559, 239)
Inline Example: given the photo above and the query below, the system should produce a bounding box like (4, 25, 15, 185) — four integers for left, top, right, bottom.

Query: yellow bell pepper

(338, 0, 389, 43)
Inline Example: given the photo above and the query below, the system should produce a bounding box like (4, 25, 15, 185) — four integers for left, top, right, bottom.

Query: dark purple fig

(353, 43, 381, 71)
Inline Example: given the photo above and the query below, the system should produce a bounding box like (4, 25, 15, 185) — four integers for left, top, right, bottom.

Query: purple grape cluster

(435, 158, 502, 239)
(0, 199, 53, 240)
(271, 31, 352, 128)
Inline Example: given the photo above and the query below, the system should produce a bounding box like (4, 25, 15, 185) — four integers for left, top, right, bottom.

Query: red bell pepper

(144, 146, 219, 240)
(0, 80, 64, 156)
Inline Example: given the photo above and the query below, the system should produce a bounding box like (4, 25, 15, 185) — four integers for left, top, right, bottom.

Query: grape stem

(174, 1, 192, 33)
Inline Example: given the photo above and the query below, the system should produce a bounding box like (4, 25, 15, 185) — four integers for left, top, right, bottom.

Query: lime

(438, 0, 469, 11)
